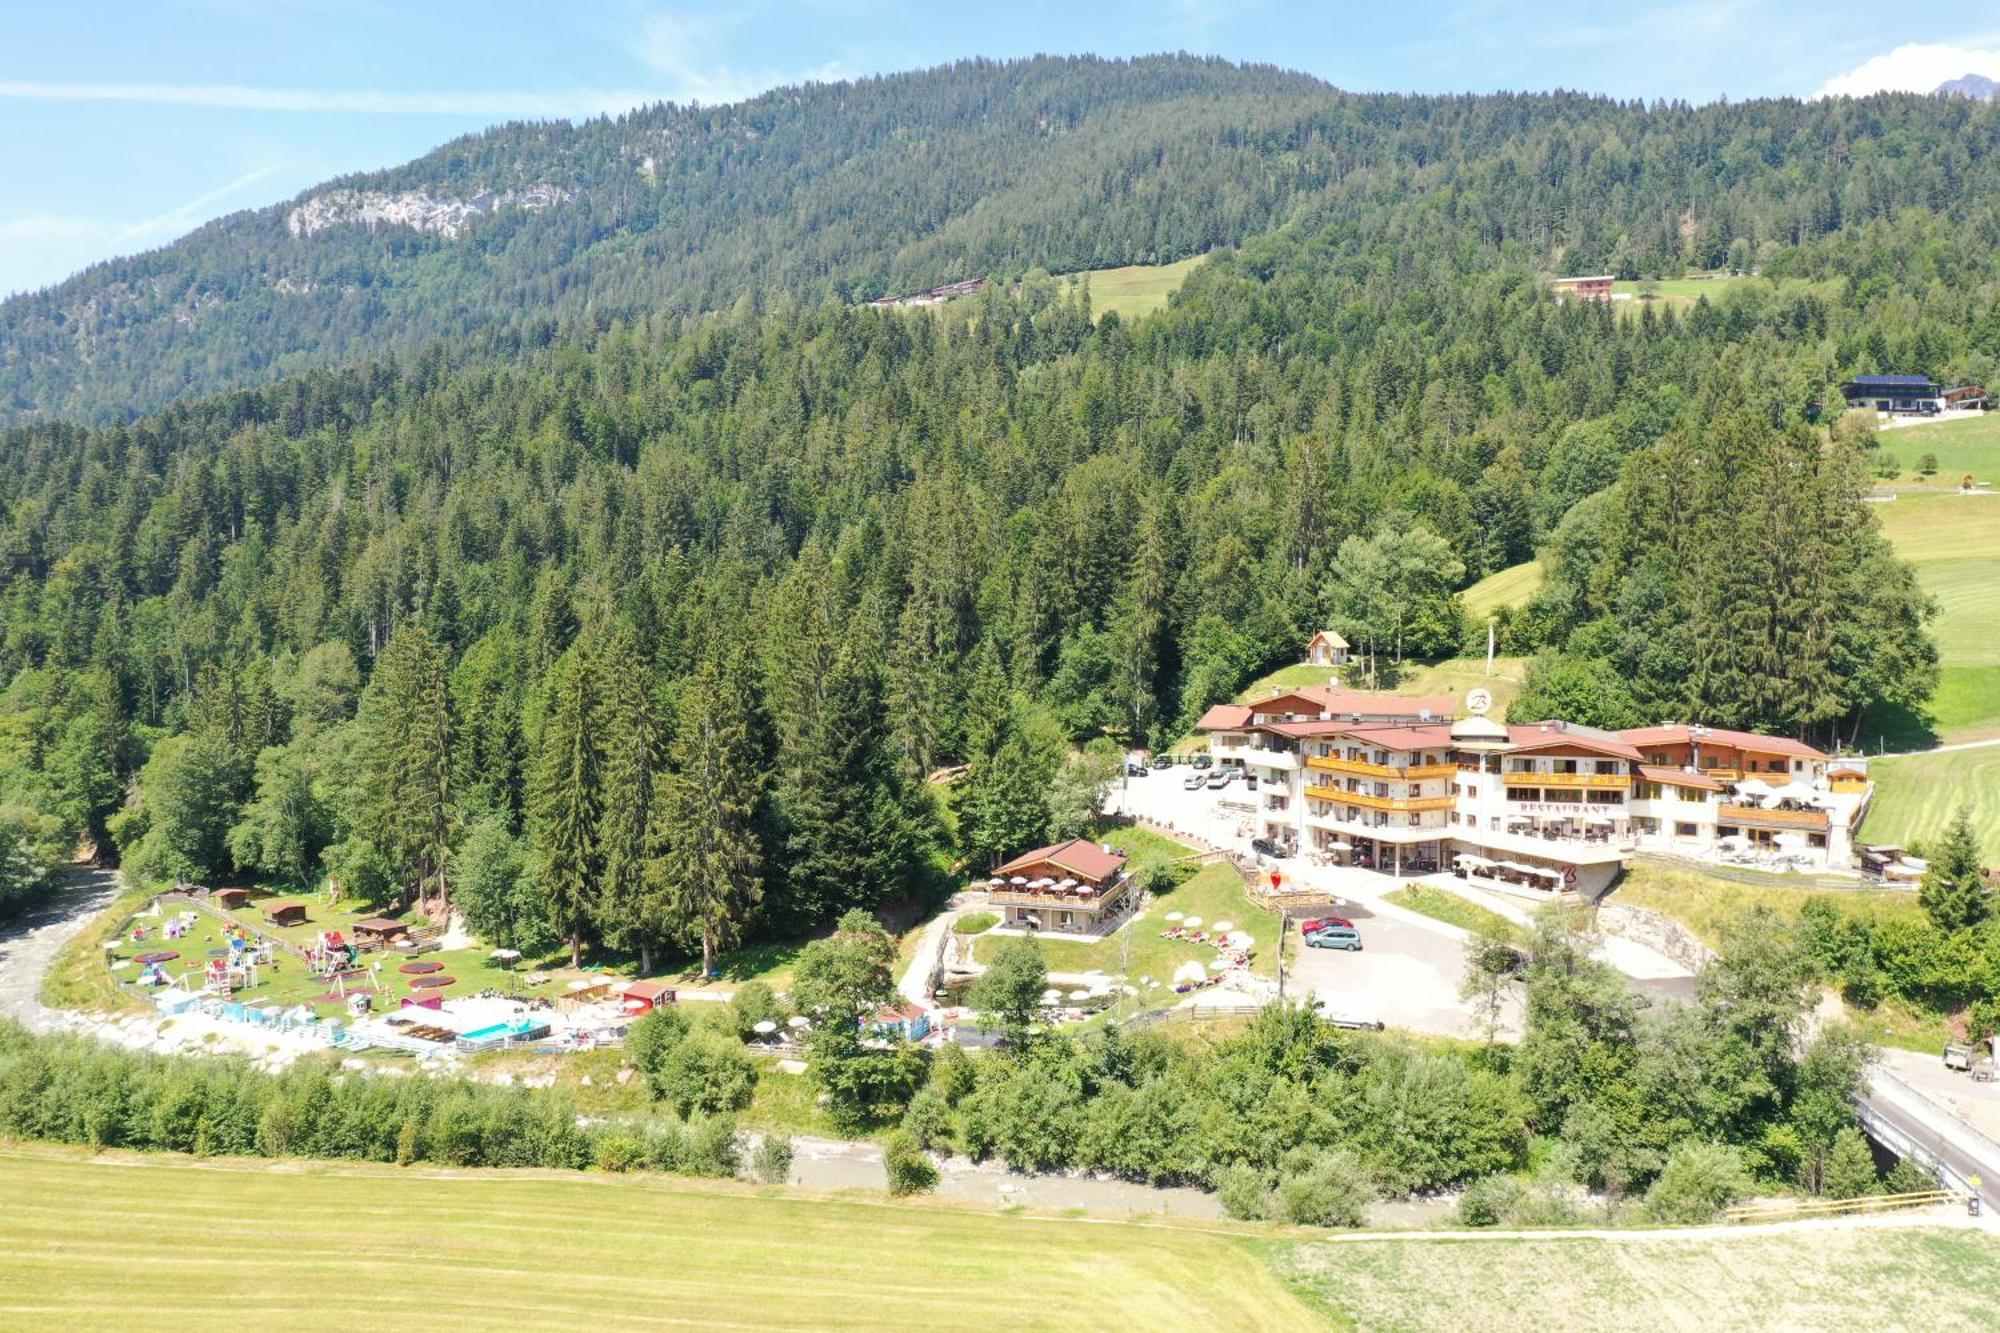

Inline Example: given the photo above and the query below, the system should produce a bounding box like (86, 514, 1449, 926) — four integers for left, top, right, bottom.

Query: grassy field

(40, 881, 153, 1014)
(1871, 412, 2000, 489)
(1608, 273, 1750, 312)
(1862, 490, 2000, 746)
(1463, 560, 1546, 619)
(1863, 746, 2000, 864)
(1383, 884, 1521, 941)
(0, 1146, 1320, 1331)
(1273, 1222, 2000, 1331)
(1057, 254, 1206, 323)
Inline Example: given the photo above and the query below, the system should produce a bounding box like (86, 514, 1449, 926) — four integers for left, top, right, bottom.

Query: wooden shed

(262, 901, 308, 927)
(620, 980, 676, 1013)
(353, 917, 410, 948)
(211, 887, 251, 911)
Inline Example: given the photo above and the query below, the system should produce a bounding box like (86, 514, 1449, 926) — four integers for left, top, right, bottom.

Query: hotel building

(1199, 686, 1870, 899)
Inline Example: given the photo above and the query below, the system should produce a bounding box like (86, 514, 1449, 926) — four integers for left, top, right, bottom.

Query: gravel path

(0, 866, 120, 1032)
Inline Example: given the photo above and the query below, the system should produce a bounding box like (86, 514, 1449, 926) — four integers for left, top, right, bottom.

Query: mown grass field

(1872, 411, 2000, 490)
(1273, 1222, 2000, 1332)
(1863, 746, 2000, 865)
(1608, 273, 1750, 312)
(1058, 254, 1205, 323)
(0, 1147, 1320, 1332)
(1462, 560, 1546, 619)
(1861, 489, 2000, 752)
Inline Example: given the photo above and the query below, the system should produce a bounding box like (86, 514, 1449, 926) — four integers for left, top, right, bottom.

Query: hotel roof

(1619, 724, 1825, 760)
(1638, 764, 1724, 791)
(1195, 703, 1254, 730)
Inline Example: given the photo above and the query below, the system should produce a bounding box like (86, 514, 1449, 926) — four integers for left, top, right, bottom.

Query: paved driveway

(1282, 902, 1523, 1041)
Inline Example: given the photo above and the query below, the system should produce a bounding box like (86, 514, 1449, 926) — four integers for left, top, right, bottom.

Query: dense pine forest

(0, 55, 1992, 958)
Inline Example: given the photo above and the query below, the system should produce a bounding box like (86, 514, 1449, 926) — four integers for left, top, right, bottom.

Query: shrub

(883, 1129, 939, 1196)
(952, 912, 999, 935)
(1885, 1157, 1938, 1194)
(928, 1043, 975, 1105)
(727, 981, 787, 1041)
(595, 1134, 647, 1173)
(655, 1035, 758, 1117)
(682, 1116, 742, 1178)
(1643, 1141, 1747, 1224)
(1456, 1173, 1526, 1226)
(901, 1087, 952, 1151)
(1269, 1147, 1374, 1228)
(1823, 1126, 1878, 1200)
(1215, 1163, 1273, 1220)
(626, 1005, 693, 1083)
(751, 1133, 794, 1185)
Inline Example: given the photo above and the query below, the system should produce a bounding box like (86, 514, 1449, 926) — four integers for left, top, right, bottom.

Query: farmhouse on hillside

(1842, 374, 1943, 415)
(1549, 274, 1614, 302)
(984, 838, 1133, 935)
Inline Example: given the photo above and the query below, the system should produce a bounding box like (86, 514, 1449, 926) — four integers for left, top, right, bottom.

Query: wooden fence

(1723, 1189, 1957, 1224)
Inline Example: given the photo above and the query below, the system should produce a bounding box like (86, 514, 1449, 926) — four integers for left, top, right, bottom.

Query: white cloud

(0, 80, 658, 119)
(0, 164, 292, 297)
(1815, 42, 2000, 98)
(633, 10, 846, 106)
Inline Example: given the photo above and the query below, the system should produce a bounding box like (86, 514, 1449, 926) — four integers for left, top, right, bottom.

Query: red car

(1297, 915, 1354, 935)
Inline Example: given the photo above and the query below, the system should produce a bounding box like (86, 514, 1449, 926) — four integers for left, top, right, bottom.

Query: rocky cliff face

(285, 185, 572, 240)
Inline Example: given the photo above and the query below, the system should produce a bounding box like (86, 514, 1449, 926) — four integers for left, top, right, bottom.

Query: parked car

(1305, 926, 1363, 951)
(1192, 754, 1213, 770)
(1298, 915, 1355, 935)
(1313, 999, 1385, 1031)
(1251, 838, 1294, 859)
(1151, 754, 1174, 770)
(1183, 773, 1209, 791)
(1206, 769, 1236, 790)
(1125, 762, 1149, 778)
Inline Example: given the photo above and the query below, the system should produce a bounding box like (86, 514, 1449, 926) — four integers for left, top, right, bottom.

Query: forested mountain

(9, 54, 2000, 423)
(2, 54, 1996, 954)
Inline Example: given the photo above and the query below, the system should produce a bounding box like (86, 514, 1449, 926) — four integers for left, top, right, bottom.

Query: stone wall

(1594, 901, 1718, 971)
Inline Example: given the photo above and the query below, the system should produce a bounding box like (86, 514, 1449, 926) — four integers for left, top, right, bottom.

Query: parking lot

(1282, 902, 1523, 1039)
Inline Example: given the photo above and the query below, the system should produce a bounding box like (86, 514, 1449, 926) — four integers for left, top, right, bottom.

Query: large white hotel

(1197, 679, 1871, 899)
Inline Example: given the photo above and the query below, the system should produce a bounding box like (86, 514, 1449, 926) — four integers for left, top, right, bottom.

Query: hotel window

(1676, 822, 1697, 837)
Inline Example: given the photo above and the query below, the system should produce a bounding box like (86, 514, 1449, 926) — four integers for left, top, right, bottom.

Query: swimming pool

(459, 1020, 542, 1045)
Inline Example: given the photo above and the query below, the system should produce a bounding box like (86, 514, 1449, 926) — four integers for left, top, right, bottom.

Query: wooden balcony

(1718, 804, 1830, 831)
(1502, 771, 1631, 791)
(1305, 785, 1455, 814)
(1307, 755, 1457, 781)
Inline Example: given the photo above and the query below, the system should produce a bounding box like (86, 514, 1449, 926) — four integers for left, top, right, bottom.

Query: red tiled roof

(1272, 687, 1455, 718)
(992, 837, 1126, 881)
(1195, 703, 1253, 730)
(1638, 764, 1723, 791)
(1338, 724, 1458, 751)
(873, 1003, 926, 1023)
(1619, 725, 1826, 760)
(1504, 725, 1644, 761)
(622, 981, 674, 1000)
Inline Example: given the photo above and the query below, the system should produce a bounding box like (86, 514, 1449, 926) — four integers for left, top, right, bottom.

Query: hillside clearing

(1872, 412, 2000, 489)
(1868, 491, 2000, 745)
(1609, 862, 1920, 949)
(1057, 255, 1205, 322)
(0, 1147, 1318, 1332)
(1234, 656, 1524, 716)
(1463, 560, 1546, 619)
(1274, 1219, 2000, 1332)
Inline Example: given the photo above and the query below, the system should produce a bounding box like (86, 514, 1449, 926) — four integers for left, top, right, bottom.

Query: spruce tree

(595, 631, 663, 971)
(530, 647, 603, 967)
(650, 653, 765, 978)
(352, 625, 456, 910)
(1918, 808, 1990, 934)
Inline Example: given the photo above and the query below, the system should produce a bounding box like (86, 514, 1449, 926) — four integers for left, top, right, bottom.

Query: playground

(104, 888, 647, 1058)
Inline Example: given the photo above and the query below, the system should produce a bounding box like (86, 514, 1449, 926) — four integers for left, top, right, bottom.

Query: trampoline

(408, 974, 456, 990)
(399, 960, 445, 975)
(134, 951, 180, 965)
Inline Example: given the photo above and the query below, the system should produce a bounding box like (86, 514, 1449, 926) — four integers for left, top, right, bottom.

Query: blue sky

(4, 0, 1999, 297)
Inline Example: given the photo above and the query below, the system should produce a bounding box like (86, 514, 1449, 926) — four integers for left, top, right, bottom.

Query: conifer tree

(1919, 808, 1990, 934)
(529, 647, 602, 967)
(352, 625, 456, 910)
(650, 652, 765, 978)
(595, 631, 664, 971)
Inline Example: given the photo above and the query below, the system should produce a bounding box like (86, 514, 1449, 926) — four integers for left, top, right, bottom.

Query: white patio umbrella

(1182, 916, 1203, 929)
(1212, 920, 1235, 932)
(1173, 961, 1207, 983)
(1208, 959, 1231, 972)
(1164, 911, 1184, 922)
(787, 1015, 811, 1029)
(752, 1020, 779, 1036)
(1773, 832, 1808, 850)
(1040, 989, 1063, 1004)
(1068, 989, 1091, 1001)
(1226, 930, 1254, 949)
